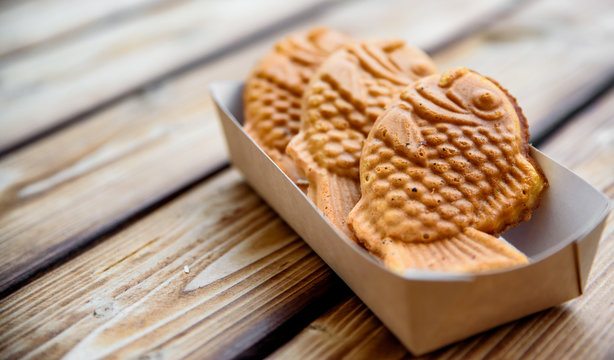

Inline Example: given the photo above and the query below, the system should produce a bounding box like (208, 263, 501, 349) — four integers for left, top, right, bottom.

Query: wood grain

(0, 0, 518, 294)
(0, 169, 348, 359)
(0, 0, 172, 58)
(433, 0, 614, 139)
(0, 42, 259, 294)
(0, 0, 328, 153)
(269, 296, 408, 360)
(268, 90, 614, 360)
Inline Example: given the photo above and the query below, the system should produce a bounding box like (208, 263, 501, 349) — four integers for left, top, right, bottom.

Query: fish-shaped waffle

(244, 27, 351, 184)
(348, 67, 547, 273)
(286, 39, 437, 238)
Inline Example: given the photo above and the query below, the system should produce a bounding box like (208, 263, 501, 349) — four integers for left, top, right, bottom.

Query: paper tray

(210, 81, 612, 355)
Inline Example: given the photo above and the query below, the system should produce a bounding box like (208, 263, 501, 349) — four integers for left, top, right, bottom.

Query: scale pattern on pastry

(244, 27, 351, 183)
(286, 39, 437, 237)
(348, 67, 547, 272)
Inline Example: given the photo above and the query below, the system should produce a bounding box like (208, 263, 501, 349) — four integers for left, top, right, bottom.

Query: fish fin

(373, 104, 428, 166)
(320, 55, 368, 110)
(376, 227, 528, 273)
(260, 53, 303, 94)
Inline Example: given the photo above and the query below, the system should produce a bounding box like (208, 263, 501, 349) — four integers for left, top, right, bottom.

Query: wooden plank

(268, 89, 614, 359)
(0, 0, 328, 153)
(269, 296, 408, 360)
(0, 0, 172, 58)
(303, 0, 514, 51)
(0, 43, 254, 294)
(0, 169, 349, 359)
(433, 0, 614, 140)
(0, 0, 515, 294)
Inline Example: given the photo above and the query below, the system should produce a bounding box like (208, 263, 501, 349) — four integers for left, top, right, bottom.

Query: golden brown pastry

(348, 67, 547, 272)
(286, 39, 437, 238)
(244, 27, 351, 184)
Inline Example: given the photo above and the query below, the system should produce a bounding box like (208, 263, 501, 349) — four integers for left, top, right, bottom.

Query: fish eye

(472, 89, 500, 111)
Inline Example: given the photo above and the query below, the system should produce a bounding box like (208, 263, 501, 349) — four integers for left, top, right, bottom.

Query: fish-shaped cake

(244, 27, 351, 184)
(286, 39, 437, 238)
(348, 67, 547, 272)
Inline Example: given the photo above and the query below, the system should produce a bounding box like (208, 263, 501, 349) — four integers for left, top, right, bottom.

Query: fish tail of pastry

(379, 227, 528, 273)
(312, 170, 361, 241)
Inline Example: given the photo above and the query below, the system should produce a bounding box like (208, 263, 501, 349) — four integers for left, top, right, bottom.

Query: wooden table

(1, 0, 613, 358)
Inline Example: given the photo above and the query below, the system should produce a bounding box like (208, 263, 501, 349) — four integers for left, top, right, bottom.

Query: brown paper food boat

(210, 81, 612, 355)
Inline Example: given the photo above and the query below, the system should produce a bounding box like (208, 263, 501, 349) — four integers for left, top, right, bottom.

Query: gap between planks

(531, 67, 614, 146)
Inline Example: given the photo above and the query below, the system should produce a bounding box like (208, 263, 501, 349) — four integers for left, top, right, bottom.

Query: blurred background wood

(0, 0, 330, 154)
(0, 0, 171, 57)
(0, 0, 612, 358)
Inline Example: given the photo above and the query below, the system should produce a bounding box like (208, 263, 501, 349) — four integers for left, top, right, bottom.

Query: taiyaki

(286, 39, 437, 238)
(244, 27, 351, 184)
(348, 67, 547, 273)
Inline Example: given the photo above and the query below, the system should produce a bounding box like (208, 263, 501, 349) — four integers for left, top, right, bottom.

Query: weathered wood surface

(269, 90, 614, 360)
(299, 0, 513, 52)
(0, 0, 328, 153)
(0, 0, 516, 294)
(0, 44, 248, 294)
(0, 170, 349, 359)
(0, 0, 170, 58)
